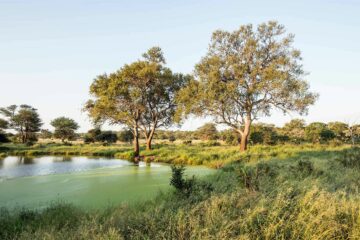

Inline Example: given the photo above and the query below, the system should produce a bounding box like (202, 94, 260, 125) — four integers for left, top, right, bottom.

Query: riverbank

(0, 142, 352, 168)
(1, 146, 359, 239)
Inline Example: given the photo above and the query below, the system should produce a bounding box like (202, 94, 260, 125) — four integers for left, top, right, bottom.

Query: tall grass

(0, 146, 359, 239)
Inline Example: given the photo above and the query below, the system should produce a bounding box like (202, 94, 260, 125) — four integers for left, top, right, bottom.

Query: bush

(337, 147, 360, 169)
(96, 131, 117, 144)
(235, 165, 260, 191)
(200, 140, 220, 147)
(25, 141, 35, 146)
(182, 140, 192, 145)
(170, 165, 196, 196)
(296, 159, 314, 176)
(0, 133, 10, 143)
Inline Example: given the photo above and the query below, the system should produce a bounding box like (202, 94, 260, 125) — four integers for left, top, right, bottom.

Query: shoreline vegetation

(0, 142, 352, 168)
(0, 143, 359, 239)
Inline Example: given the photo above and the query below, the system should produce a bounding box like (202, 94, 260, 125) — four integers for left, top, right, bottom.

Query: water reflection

(0, 156, 133, 179)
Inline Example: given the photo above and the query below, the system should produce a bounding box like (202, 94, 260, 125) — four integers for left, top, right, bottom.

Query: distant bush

(200, 140, 220, 147)
(117, 129, 133, 143)
(0, 132, 10, 143)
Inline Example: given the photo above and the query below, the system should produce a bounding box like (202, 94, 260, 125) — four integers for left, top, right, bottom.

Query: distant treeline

(0, 106, 358, 147)
(147, 120, 360, 145)
(39, 120, 360, 146)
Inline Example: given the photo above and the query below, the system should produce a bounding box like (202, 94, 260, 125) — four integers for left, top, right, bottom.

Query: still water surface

(0, 156, 213, 209)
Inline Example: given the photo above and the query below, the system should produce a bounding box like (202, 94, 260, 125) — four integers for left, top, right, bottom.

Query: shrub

(337, 147, 360, 169)
(169, 135, 176, 142)
(200, 140, 220, 147)
(182, 140, 192, 145)
(297, 159, 314, 174)
(170, 165, 196, 196)
(235, 165, 260, 191)
(0, 132, 10, 143)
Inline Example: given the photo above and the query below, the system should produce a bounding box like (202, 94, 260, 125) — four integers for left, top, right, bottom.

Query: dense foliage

(51, 117, 79, 142)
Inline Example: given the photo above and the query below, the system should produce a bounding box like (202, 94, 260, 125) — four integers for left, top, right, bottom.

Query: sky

(1, 0, 359, 132)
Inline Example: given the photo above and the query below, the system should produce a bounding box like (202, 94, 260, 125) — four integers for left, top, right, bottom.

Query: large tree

(51, 117, 79, 142)
(139, 47, 190, 150)
(0, 105, 42, 143)
(177, 21, 318, 151)
(85, 47, 188, 156)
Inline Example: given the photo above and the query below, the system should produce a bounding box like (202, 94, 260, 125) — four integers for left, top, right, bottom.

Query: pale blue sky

(1, 0, 359, 132)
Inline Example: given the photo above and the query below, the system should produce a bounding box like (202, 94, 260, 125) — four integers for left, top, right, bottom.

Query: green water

(0, 156, 214, 209)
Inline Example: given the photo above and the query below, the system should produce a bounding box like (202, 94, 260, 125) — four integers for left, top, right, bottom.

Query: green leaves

(51, 117, 79, 142)
(177, 21, 318, 150)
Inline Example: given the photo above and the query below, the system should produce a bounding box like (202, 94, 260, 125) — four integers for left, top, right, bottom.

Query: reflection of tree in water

(20, 156, 35, 165)
(52, 156, 73, 162)
(61, 156, 72, 162)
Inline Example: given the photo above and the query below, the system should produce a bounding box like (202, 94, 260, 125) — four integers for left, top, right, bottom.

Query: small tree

(282, 119, 306, 143)
(195, 123, 218, 140)
(51, 117, 79, 142)
(117, 129, 133, 143)
(328, 122, 349, 143)
(346, 123, 360, 146)
(0, 105, 42, 143)
(96, 131, 118, 144)
(177, 21, 318, 151)
(250, 123, 278, 145)
(0, 118, 9, 143)
(39, 129, 53, 139)
(84, 128, 102, 143)
(305, 122, 335, 143)
(219, 129, 239, 146)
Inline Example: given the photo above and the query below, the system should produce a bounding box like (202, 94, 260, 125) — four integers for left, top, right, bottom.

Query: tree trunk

(145, 128, 155, 151)
(240, 116, 251, 152)
(133, 125, 140, 157)
(146, 138, 152, 150)
(240, 134, 248, 151)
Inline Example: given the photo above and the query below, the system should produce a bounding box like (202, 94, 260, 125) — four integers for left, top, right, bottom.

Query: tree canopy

(195, 123, 218, 140)
(305, 122, 335, 143)
(51, 117, 79, 142)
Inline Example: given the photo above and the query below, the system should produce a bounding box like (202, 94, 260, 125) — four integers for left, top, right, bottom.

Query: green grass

(0, 144, 359, 239)
(0, 142, 351, 168)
